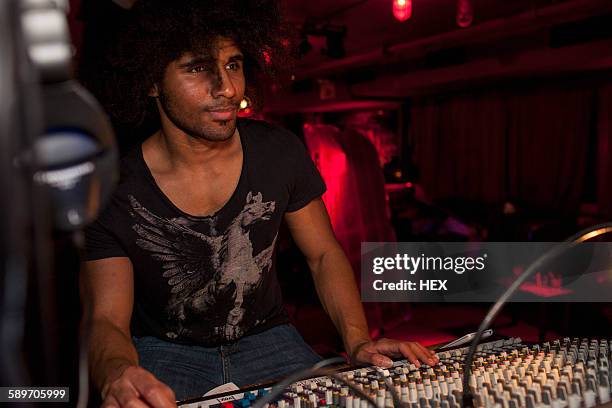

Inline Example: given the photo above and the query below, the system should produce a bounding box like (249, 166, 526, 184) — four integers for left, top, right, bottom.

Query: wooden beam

(348, 39, 612, 97)
(295, 0, 612, 79)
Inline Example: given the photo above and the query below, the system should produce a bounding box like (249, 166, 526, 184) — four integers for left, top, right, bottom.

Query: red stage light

(393, 0, 412, 22)
(262, 50, 271, 65)
(456, 0, 474, 28)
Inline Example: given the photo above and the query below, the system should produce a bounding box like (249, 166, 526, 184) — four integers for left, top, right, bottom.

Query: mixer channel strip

(179, 337, 611, 408)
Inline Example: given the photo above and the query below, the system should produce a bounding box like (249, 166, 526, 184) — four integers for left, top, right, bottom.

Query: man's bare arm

(81, 257, 176, 407)
(284, 198, 438, 367)
(81, 258, 137, 391)
(284, 200, 370, 357)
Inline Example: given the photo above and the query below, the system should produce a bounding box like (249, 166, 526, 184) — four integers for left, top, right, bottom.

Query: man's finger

(357, 349, 393, 368)
(398, 342, 420, 367)
(370, 352, 394, 368)
(411, 343, 436, 365)
(420, 345, 439, 364)
(410, 342, 436, 364)
(113, 386, 150, 408)
(370, 338, 404, 358)
(138, 383, 177, 408)
(108, 380, 141, 408)
(121, 398, 150, 408)
(131, 371, 177, 408)
(101, 395, 120, 408)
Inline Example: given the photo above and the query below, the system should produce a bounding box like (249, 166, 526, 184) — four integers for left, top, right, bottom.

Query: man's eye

(190, 66, 208, 73)
(226, 62, 242, 71)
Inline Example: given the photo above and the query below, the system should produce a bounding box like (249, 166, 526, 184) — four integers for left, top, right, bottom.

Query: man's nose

(212, 69, 236, 99)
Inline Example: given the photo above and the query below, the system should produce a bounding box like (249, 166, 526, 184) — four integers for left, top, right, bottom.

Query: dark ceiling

(281, 0, 575, 67)
(265, 0, 612, 111)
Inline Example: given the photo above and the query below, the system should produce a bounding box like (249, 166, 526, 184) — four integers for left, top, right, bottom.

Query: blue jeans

(133, 324, 322, 401)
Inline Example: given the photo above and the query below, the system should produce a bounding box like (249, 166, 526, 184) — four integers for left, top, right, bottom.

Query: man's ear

(148, 83, 159, 98)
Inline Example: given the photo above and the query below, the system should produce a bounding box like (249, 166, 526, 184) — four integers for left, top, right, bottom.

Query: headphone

(22, 0, 118, 230)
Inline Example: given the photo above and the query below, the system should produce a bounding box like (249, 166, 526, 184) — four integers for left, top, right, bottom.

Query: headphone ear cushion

(36, 81, 118, 230)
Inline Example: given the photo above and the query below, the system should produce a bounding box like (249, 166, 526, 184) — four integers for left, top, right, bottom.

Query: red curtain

(411, 84, 594, 213)
(507, 86, 592, 213)
(598, 83, 612, 218)
(412, 92, 507, 203)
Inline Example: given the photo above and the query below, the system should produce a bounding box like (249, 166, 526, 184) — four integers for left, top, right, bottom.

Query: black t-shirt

(84, 118, 326, 346)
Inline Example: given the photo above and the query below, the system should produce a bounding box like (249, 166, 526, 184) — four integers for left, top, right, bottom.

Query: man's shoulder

(119, 144, 141, 164)
(239, 118, 306, 153)
(113, 144, 147, 188)
(239, 117, 289, 135)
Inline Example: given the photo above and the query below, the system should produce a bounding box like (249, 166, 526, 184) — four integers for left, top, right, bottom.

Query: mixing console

(178, 337, 611, 408)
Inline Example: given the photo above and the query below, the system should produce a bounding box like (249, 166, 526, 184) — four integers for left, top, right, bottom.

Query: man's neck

(145, 126, 241, 174)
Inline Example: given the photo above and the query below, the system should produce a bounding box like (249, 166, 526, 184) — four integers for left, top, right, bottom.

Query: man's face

(154, 38, 246, 142)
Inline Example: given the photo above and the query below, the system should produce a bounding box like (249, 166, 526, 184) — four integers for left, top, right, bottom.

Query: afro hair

(82, 0, 289, 127)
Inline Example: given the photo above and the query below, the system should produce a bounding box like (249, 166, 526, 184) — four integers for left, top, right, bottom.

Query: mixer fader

(179, 337, 611, 408)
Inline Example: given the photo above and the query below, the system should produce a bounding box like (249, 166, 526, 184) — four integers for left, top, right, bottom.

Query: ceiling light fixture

(393, 0, 412, 22)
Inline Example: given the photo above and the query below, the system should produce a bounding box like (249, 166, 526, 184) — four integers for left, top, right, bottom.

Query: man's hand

(351, 338, 439, 368)
(101, 365, 177, 408)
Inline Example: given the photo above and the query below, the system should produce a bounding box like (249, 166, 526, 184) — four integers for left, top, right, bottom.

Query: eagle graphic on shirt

(128, 192, 277, 342)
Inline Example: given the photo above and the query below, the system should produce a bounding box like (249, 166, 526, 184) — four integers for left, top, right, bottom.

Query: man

(81, 1, 438, 407)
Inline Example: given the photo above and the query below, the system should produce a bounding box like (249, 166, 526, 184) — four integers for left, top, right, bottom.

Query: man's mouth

(208, 107, 237, 121)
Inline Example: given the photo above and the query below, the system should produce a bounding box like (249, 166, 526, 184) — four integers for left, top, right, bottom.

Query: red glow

(237, 107, 253, 117)
(404, 182, 413, 188)
(393, 0, 412, 22)
(456, 0, 474, 28)
(302, 124, 348, 229)
(263, 50, 271, 65)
